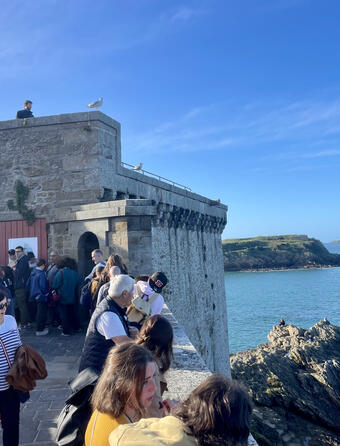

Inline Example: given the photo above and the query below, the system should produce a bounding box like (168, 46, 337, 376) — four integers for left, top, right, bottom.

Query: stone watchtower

(0, 111, 230, 374)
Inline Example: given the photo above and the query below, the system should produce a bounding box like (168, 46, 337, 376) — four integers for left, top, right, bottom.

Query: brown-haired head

(175, 374, 253, 446)
(91, 343, 154, 417)
(63, 257, 77, 270)
(101, 254, 128, 282)
(136, 315, 173, 373)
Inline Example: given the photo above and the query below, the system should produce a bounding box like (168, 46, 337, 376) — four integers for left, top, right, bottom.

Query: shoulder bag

(52, 270, 64, 303)
(0, 338, 30, 403)
(126, 292, 159, 324)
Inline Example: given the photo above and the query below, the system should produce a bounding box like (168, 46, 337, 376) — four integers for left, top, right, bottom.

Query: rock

(230, 321, 340, 445)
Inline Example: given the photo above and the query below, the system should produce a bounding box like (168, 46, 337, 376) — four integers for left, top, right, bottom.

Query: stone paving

(0, 308, 257, 445)
(0, 325, 85, 446)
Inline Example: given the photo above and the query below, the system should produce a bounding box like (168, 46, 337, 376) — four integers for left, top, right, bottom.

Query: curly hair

(136, 315, 173, 374)
(175, 374, 253, 446)
(91, 343, 153, 417)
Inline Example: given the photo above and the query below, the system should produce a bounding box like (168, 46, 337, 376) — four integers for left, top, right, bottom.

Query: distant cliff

(223, 235, 340, 271)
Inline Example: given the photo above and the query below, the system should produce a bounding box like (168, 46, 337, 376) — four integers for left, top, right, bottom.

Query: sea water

(225, 246, 340, 353)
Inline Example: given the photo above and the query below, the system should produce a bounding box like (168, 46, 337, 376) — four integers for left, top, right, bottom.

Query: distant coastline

(222, 234, 340, 272)
(225, 264, 339, 274)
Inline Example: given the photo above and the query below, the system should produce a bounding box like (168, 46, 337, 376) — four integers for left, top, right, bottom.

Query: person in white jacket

(135, 272, 168, 316)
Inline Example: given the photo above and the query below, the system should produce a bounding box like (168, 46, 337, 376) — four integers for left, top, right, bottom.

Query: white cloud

(170, 6, 202, 23)
(124, 94, 340, 163)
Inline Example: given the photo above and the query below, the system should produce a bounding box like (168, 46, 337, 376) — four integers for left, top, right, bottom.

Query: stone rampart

(0, 111, 230, 375)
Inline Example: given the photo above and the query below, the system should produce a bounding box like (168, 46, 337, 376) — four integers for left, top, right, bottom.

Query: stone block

(35, 427, 57, 442)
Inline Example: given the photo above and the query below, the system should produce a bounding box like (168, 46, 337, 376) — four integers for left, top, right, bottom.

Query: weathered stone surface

(231, 320, 340, 446)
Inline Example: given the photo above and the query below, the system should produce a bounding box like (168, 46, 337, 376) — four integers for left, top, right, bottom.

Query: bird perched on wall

(133, 163, 143, 171)
(88, 97, 103, 109)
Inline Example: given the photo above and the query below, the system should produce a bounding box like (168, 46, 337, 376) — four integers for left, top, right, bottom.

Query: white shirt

(135, 281, 164, 315)
(0, 315, 22, 390)
(96, 311, 126, 340)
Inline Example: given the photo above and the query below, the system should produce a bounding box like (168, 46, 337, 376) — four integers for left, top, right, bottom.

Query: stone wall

(0, 111, 226, 222)
(1, 112, 230, 375)
(46, 199, 230, 375)
(151, 204, 229, 375)
(0, 113, 121, 217)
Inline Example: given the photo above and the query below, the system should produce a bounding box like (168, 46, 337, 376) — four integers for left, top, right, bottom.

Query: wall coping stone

(0, 110, 120, 131)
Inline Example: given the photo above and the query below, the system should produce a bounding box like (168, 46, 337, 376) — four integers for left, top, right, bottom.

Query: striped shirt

(0, 315, 22, 391)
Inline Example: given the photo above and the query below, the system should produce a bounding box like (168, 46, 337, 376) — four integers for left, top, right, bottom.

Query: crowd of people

(0, 246, 253, 446)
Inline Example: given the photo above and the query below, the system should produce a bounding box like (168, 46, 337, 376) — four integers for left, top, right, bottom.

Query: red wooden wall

(0, 219, 48, 266)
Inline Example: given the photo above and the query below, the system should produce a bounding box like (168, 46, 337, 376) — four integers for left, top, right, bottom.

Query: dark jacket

(78, 297, 130, 374)
(52, 268, 81, 305)
(47, 264, 58, 288)
(26, 268, 49, 303)
(13, 255, 31, 289)
(16, 109, 34, 119)
(0, 282, 11, 299)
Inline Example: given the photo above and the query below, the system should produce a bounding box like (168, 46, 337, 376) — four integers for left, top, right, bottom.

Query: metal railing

(121, 162, 192, 192)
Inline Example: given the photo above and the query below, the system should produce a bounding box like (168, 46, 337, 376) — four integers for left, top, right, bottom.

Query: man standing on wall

(16, 100, 34, 119)
(85, 249, 106, 282)
(13, 246, 31, 328)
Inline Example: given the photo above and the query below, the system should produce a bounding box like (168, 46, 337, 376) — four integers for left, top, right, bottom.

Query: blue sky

(1, 0, 340, 242)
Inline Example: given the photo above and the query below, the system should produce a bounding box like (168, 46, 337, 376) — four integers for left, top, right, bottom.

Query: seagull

(133, 163, 143, 171)
(88, 97, 103, 109)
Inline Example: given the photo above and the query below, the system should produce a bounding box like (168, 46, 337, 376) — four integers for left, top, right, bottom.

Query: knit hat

(148, 272, 168, 293)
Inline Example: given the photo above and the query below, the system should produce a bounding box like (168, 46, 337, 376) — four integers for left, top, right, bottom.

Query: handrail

(121, 162, 192, 192)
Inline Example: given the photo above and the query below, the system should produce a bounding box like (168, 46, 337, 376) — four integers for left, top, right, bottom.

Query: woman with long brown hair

(136, 315, 173, 417)
(109, 374, 253, 446)
(101, 255, 128, 283)
(91, 255, 128, 308)
(85, 343, 156, 446)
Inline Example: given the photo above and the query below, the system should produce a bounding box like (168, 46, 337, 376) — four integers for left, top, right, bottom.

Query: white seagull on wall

(133, 163, 143, 171)
(88, 97, 103, 109)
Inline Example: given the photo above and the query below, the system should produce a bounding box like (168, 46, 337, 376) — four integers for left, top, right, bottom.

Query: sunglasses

(0, 302, 8, 310)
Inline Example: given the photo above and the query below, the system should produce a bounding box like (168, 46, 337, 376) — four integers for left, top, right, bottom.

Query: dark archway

(77, 232, 99, 279)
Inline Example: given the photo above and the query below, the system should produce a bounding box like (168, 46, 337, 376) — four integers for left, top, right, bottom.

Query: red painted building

(0, 219, 48, 266)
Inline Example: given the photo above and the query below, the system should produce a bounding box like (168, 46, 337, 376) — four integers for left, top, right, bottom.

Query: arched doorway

(77, 232, 99, 279)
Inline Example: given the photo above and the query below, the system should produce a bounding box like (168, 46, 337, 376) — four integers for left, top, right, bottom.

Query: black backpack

(80, 281, 92, 311)
(56, 368, 98, 446)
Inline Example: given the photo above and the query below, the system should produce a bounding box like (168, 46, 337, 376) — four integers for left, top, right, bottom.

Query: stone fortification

(0, 111, 229, 375)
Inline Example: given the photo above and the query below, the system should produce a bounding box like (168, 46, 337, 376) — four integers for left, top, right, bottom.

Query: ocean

(225, 243, 340, 353)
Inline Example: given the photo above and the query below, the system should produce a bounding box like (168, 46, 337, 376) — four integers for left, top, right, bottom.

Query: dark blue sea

(225, 243, 340, 353)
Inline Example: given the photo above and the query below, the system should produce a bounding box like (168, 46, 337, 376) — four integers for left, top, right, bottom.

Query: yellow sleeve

(85, 410, 128, 446)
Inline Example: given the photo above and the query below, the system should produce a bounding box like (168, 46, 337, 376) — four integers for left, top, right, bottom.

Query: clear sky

(2, 0, 340, 243)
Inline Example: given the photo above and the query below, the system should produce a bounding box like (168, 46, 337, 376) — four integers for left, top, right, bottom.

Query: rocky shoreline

(230, 320, 340, 446)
